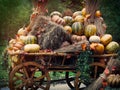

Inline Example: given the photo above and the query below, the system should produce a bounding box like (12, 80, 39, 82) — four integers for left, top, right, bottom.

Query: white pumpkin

(89, 35, 100, 43)
(24, 44, 40, 53)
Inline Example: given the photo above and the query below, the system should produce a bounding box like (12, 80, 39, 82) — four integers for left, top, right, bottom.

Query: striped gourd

(84, 24, 97, 37)
(25, 35, 37, 44)
(63, 16, 73, 25)
(72, 22, 84, 35)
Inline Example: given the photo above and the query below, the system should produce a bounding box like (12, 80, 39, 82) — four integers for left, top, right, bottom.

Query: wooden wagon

(8, 51, 118, 90)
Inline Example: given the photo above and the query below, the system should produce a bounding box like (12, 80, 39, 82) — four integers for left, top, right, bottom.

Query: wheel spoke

(15, 82, 25, 89)
(23, 66, 29, 78)
(14, 75, 26, 82)
(9, 62, 50, 90)
(94, 66, 98, 79)
(31, 67, 38, 78)
(34, 75, 45, 81)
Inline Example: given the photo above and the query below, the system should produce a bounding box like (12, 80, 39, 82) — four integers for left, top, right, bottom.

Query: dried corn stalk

(84, 0, 106, 36)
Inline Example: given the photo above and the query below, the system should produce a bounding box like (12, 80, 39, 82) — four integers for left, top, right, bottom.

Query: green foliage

(0, 0, 32, 41)
(0, 64, 9, 87)
(47, 0, 83, 15)
(76, 50, 93, 84)
(100, 0, 120, 42)
(47, 0, 66, 14)
(0, 45, 9, 87)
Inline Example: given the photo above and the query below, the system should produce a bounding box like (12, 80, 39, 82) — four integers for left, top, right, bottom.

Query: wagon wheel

(89, 62, 106, 79)
(9, 61, 50, 90)
(66, 71, 81, 89)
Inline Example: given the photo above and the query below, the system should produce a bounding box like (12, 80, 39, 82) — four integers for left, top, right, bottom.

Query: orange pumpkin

(95, 10, 101, 17)
(72, 11, 82, 18)
(90, 43, 104, 54)
(64, 26, 72, 34)
(74, 15, 84, 23)
(81, 8, 86, 16)
(100, 34, 112, 46)
(14, 42, 24, 49)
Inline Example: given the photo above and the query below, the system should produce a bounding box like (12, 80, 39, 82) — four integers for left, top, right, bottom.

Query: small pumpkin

(72, 11, 82, 18)
(19, 36, 27, 44)
(100, 34, 112, 46)
(95, 10, 101, 17)
(56, 17, 65, 25)
(64, 25, 72, 34)
(89, 35, 100, 43)
(105, 41, 119, 54)
(9, 39, 16, 45)
(63, 16, 73, 25)
(11, 55, 20, 64)
(51, 15, 60, 23)
(17, 28, 27, 36)
(12, 46, 19, 51)
(74, 15, 84, 23)
(72, 22, 84, 35)
(50, 11, 62, 17)
(14, 42, 24, 49)
(85, 24, 97, 37)
(81, 8, 86, 16)
(107, 74, 120, 88)
(25, 35, 37, 44)
(71, 34, 78, 42)
(76, 36, 82, 41)
(90, 43, 104, 54)
(24, 44, 40, 53)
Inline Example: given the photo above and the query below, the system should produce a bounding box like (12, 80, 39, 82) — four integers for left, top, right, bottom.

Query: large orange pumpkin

(90, 43, 104, 54)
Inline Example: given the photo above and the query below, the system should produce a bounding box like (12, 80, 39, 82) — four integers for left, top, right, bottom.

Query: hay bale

(28, 15, 72, 50)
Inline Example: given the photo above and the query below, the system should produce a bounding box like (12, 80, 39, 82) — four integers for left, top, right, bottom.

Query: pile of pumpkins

(89, 34, 119, 54)
(50, 8, 119, 54)
(7, 27, 40, 54)
(7, 8, 119, 55)
(50, 8, 101, 37)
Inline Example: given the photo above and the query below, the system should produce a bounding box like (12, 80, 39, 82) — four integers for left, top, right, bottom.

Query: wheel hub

(26, 78, 33, 86)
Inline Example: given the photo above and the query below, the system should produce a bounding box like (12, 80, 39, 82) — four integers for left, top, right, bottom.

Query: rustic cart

(8, 51, 118, 90)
